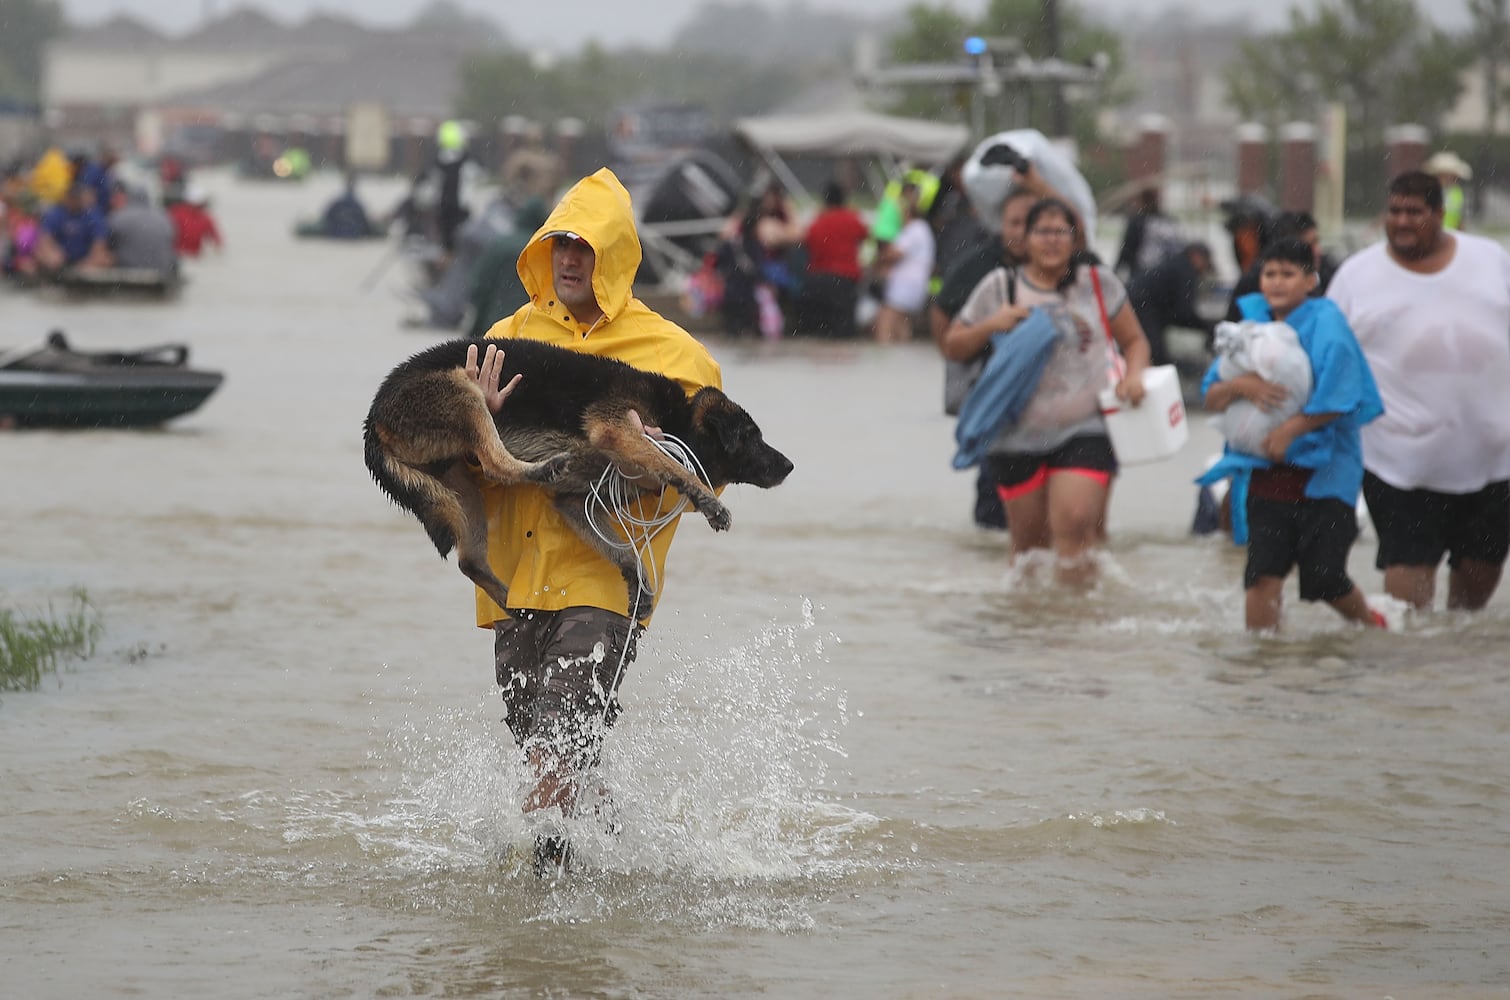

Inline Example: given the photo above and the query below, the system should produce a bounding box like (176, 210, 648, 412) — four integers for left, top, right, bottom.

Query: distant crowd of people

(1, 143, 221, 283)
(699, 169, 949, 344)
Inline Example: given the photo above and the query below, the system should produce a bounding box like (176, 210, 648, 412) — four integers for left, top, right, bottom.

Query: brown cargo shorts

(492, 607, 643, 760)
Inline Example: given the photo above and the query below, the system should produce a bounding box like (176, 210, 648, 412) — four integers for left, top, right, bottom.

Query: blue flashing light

(963, 36, 988, 56)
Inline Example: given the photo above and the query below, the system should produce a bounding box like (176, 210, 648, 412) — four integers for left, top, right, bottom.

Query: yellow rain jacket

(477, 167, 722, 628)
(29, 147, 73, 206)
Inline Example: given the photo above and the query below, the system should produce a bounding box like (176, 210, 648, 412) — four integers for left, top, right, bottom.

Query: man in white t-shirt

(1327, 170, 1510, 611)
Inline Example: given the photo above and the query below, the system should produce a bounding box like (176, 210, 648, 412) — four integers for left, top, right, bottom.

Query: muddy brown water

(3, 171, 1508, 998)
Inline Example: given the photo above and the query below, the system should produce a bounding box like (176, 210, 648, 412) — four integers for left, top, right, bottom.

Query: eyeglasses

(1029, 227, 1075, 240)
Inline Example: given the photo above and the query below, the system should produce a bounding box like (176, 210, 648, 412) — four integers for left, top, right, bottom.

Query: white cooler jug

(1098, 364, 1188, 464)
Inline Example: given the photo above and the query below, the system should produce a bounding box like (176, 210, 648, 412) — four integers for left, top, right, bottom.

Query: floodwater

(3, 172, 1508, 1000)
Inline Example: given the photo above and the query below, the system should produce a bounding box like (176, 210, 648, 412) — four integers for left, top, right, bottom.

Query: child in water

(1200, 239, 1386, 631)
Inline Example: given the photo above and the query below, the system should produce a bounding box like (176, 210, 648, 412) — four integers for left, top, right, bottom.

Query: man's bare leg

(1448, 559, 1503, 611)
(1383, 564, 1437, 610)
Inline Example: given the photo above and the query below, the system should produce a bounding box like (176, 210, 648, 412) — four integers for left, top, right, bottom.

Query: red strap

(1088, 266, 1125, 380)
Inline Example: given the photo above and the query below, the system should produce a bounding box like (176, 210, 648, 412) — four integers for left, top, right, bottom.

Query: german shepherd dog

(364, 337, 794, 610)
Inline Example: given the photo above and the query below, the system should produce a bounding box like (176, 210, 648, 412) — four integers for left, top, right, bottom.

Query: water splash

(364, 601, 883, 921)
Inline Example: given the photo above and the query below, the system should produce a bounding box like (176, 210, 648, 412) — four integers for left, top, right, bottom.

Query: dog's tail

(363, 417, 461, 557)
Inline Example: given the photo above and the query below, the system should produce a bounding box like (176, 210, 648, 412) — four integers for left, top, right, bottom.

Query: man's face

(1000, 194, 1033, 264)
(550, 235, 597, 314)
(1259, 259, 1314, 317)
(1384, 194, 1443, 260)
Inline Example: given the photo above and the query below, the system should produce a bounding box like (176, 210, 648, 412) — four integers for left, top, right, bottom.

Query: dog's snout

(758, 446, 794, 487)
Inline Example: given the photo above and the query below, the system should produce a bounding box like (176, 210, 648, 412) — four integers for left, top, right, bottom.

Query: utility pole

(1043, 0, 1069, 137)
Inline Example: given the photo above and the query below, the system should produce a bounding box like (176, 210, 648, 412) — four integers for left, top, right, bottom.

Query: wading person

(466, 168, 722, 872)
(941, 197, 1151, 585)
(1201, 239, 1385, 632)
(871, 181, 935, 344)
(932, 162, 1072, 531)
(1327, 170, 1510, 612)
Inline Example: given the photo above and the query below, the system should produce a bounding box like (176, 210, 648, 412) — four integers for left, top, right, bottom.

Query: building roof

(50, 5, 498, 120)
(167, 39, 466, 120)
(176, 7, 292, 49)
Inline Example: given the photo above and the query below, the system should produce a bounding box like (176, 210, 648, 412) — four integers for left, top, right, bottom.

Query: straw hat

(1424, 151, 1473, 181)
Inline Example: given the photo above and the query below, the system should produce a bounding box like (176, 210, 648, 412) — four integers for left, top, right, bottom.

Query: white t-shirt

(883, 218, 936, 312)
(957, 264, 1127, 454)
(1327, 233, 1510, 492)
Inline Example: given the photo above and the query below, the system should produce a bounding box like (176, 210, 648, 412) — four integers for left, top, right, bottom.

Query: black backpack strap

(1006, 266, 1017, 305)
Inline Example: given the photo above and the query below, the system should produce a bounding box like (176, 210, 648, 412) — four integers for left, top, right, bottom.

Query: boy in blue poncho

(1200, 239, 1386, 631)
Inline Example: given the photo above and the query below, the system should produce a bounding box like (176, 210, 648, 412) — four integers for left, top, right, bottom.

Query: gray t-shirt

(958, 263, 1127, 455)
(108, 204, 178, 272)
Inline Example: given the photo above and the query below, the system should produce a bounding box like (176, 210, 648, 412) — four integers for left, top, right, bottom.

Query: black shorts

(1244, 496, 1358, 602)
(983, 435, 1117, 501)
(492, 607, 642, 761)
(1362, 473, 1510, 571)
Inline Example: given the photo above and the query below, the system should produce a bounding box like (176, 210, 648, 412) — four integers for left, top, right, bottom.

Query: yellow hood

(517, 167, 641, 325)
(478, 167, 723, 628)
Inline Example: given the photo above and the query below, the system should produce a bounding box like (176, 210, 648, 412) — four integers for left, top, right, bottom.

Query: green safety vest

(1443, 184, 1464, 230)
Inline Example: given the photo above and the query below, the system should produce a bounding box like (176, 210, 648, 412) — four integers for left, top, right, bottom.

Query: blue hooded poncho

(1196, 292, 1383, 543)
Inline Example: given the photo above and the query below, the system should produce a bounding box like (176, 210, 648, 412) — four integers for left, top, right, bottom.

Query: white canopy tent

(732, 110, 972, 201)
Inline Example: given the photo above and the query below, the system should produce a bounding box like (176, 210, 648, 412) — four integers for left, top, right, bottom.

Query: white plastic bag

(1212, 320, 1313, 457)
(960, 129, 1098, 242)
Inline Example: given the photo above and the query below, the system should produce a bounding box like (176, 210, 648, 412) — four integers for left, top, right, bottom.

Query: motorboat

(52, 265, 184, 298)
(0, 331, 223, 429)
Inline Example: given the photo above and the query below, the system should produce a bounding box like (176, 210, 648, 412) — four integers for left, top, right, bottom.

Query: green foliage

(882, 0, 1129, 137)
(1465, 0, 1510, 137)
(0, 0, 64, 101)
(456, 46, 808, 134)
(410, 0, 507, 44)
(889, 4, 975, 65)
(1223, 0, 1465, 147)
(671, 1, 867, 67)
(0, 589, 102, 693)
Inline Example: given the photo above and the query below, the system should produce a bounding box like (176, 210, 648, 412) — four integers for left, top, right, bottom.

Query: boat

(0, 331, 224, 429)
(52, 265, 184, 298)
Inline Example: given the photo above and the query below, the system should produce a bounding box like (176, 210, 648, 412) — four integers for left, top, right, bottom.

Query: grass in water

(0, 589, 103, 692)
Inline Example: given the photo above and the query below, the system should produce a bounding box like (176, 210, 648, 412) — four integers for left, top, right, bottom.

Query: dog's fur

(364, 337, 793, 610)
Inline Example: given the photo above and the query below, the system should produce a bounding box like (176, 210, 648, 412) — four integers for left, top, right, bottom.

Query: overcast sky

(59, 0, 1475, 50)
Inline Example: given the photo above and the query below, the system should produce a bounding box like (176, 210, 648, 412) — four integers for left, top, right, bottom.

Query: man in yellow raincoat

(465, 168, 722, 868)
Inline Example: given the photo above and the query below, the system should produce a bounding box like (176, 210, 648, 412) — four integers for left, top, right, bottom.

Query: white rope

(585, 432, 711, 727)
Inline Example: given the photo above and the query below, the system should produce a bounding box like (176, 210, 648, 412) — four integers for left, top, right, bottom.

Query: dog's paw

(703, 500, 732, 532)
(527, 453, 572, 484)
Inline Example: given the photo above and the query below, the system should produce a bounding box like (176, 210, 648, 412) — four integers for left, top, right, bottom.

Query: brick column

(499, 114, 527, 168)
(1235, 122, 1268, 196)
(1278, 121, 1316, 214)
(1125, 113, 1170, 188)
(555, 117, 584, 177)
(1385, 123, 1429, 179)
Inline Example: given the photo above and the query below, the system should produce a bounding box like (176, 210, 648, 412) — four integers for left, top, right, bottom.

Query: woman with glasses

(941, 197, 1152, 584)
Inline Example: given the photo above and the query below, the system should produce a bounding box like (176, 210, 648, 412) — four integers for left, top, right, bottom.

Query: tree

(1223, 0, 1464, 149)
(888, 3, 974, 65)
(456, 44, 806, 136)
(1466, 0, 1510, 139)
(1463, 0, 1510, 216)
(408, 0, 507, 46)
(0, 0, 64, 102)
(672, 2, 868, 67)
(881, 0, 1129, 141)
